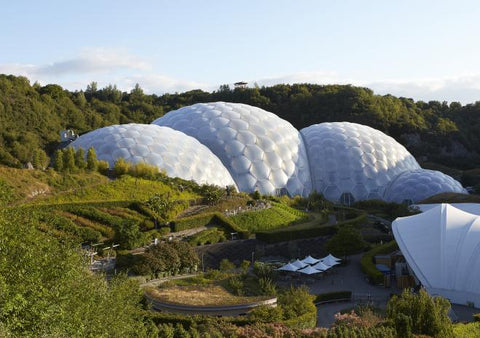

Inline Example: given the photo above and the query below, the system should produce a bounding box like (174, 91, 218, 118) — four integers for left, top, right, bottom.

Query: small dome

(384, 169, 467, 203)
(301, 122, 420, 203)
(152, 102, 312, 196)
(69, 123, 236, 187)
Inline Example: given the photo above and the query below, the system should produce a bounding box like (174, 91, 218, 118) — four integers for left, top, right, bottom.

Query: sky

(1, 0, 480, 103)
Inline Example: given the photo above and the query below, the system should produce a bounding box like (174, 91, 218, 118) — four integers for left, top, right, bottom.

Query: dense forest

(1, 74, 480, 169)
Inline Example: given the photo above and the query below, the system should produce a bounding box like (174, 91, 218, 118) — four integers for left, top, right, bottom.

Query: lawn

(146, 284, 269, 306)
(228, 204, 309, 232)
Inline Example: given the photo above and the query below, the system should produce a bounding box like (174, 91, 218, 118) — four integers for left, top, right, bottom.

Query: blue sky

(1, 0, 480, 103)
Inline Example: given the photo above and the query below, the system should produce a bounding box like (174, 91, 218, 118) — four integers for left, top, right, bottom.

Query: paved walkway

(277, 253, 397, 328)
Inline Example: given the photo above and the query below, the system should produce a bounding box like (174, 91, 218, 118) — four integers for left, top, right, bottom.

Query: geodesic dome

(69, 123, 236, 187)
(300, 122, 421, 203)
(383, 169, 466, 204)
(152, 102, 312, 196)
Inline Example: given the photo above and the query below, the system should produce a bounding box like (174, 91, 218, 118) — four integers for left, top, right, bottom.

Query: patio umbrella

(326, 253, 342, 261)
(312, 261, 331, 271)
(277, 263, 299, 272)
(291, 259, 308, 269)
(298, 265, 322, 275)
(320, 254, 341, 267)
(301, 255, 320, 265)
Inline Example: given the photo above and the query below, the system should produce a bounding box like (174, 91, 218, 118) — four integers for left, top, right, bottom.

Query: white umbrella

(312, 261, 331, 271)
(277, 263, 299, 272)
(298, 265, 322, 275)
(301, 255, 320, 265)
(291, 259, 308, 269)
(326, 253, 342, 262)
(321, 255, 341, 267)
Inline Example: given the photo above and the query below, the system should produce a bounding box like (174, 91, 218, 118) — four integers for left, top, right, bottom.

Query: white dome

(300, 122, 421, 203)
(384, 169, 466, 203)
(393, 204, 480, 307)
(152, 102, 312, 196)
(69, 123, 236, 187)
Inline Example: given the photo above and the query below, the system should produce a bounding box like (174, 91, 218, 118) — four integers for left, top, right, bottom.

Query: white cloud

(251, 72, 480, 104)
(2, 50, 480, 103)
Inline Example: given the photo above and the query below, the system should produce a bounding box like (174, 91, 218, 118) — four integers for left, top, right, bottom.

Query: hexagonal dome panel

(301, 122, 421, 203)
(69, 123, 236, 188)
(384, 169, 467, 203)
(152, 102, 312, 196)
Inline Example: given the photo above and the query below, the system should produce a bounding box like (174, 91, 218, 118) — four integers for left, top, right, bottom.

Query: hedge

(63, 206, 127, 228)
(171, 212, 249, 238)
(314, 291, 352, 304)
(189, 228, 226, 246)
(256, 224, 336, 244)
(360, 240, 398, 285)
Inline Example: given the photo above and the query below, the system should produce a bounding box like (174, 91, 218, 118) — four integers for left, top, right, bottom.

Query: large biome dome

(69, 124, 236, 187)
(300, 122, 421, 203)
(383, 169, 466, 204)
(152, 102, 312, 196)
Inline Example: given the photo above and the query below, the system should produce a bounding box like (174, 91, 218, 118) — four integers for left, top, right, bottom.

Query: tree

(32, 148, 48, 170)
(86, 147, 98, 171)
(53, 149, 64, 172)
(113, 158, 130, 176)
(325, 225, 366, 257)
(170, 241, 199, 272)
(63, 147, 76, 172)
(0, 209, 150, 336)
(387, 289, 453, 337)
(75, 148, 86, 170)
(279, 285, 316, 320)
(146, 193, 175, 223)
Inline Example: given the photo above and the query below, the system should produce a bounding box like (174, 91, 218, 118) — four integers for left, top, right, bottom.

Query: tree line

(2, 74, 480, 170)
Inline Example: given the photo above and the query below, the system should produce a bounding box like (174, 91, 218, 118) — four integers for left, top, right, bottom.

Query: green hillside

(2, 74, 480, 171)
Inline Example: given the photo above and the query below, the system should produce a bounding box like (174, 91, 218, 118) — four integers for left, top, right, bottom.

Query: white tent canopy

(298, 265, 322, 275)
(301, 255, 320, 265)
(320, 254, 341, 267)
(312, 261, 331, 271)
(291, 259, 308, 269)
(393, 203, 480, 307)
(277, 263, 299, 272)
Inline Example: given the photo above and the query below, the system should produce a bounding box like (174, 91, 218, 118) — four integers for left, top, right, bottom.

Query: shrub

(228, 276, 244, 296)
(387, 289, 453, 338)
(325, 225, 366, 257)
(248, 305, 283, 322)
(258, 277, 277, 296)
(279, 286, 317, 329)
(97, 160, 109, 174)
(253, 262, 275, 280)
(219, 258, 235, 272)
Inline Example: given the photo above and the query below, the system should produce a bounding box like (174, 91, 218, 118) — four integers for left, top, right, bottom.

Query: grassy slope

(32, 175, 198, 205)
(228, 204, 308, 232)
(0, 166, 110, 206)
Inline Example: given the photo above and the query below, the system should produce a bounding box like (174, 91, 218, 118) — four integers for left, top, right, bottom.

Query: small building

(60, 129, 78, 143)
(234, 81, 248, 89)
